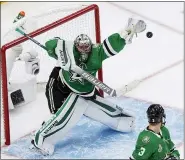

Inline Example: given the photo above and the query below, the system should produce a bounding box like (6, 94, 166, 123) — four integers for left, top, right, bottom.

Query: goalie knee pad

(84, 95, 135, 132)
(117, 116, 135, 132)
(116, 107, 135, 132)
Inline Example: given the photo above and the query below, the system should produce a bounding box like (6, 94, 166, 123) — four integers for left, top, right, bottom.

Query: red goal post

(1, 4, 103, 145)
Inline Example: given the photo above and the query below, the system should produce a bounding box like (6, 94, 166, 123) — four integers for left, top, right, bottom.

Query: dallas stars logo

(69, 63, 87, 84)
(69, 71, 84, 84)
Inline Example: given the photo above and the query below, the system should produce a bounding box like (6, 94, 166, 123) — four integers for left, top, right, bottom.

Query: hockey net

(1, 4, 102, 145)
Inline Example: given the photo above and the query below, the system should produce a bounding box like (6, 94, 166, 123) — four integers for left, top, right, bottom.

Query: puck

(146, 32, 153, 38)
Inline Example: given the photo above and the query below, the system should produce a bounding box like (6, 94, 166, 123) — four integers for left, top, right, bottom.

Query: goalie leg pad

(84, 95, 135, 132)
(33, 93, 88, 153)
(117, 115, 135, 132)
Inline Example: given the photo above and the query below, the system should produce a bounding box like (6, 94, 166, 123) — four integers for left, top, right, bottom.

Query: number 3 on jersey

(138, 147, 146, 156)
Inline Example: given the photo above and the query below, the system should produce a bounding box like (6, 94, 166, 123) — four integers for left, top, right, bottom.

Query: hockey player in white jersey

(30, 17, 147, 155)
(4, 12, 40, 109)
(6, 11, 40, 84)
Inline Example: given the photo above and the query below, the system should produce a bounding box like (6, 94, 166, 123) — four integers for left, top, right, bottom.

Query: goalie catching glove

(120, 18, 146, 44)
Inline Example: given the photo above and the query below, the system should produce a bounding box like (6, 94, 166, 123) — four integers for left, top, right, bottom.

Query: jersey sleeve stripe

(103, 39, 117, 57)
(102, 41, 112, 57)
(105, 38, 118, 55)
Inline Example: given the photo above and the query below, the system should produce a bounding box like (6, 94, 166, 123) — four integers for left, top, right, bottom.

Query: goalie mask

(74, 34, 92, 62)
(147, 104, 166, 124)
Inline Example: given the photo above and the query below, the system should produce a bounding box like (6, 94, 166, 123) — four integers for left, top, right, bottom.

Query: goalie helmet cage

(1, 4, 103, 145)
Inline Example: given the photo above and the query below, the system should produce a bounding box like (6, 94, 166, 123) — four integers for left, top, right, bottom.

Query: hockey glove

(25, 58, 40, 75)
(19, 49, 40, 75)
(120, 18, 146, 44)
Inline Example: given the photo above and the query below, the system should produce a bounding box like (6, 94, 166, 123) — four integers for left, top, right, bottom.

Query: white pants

(34, 93, 135, 148)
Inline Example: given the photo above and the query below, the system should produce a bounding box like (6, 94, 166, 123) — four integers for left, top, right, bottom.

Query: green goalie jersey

(131, 125, 180, 160)
(45, 33, 126, 95)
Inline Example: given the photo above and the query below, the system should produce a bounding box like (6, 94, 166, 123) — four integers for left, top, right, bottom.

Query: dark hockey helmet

(147, 104, 166, 124)
(74, 34, 92, 62)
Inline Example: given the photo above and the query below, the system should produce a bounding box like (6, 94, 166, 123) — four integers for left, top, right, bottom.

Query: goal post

(1, 4, 103, 145)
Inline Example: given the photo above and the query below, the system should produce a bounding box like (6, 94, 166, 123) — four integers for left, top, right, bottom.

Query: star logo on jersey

(69, 62, 87, 84)
(69, 71, 84, 84)
(69, 62, 96, 84)
(142, 136, 150, 144)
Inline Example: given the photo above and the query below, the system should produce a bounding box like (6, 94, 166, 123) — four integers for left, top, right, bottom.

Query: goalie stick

(14, 28, 119, 96)
(16, 28, 48, 51)
(15, 25, 182, 98)
(15, 26, 143, 97)
(11, 9, 147, 97)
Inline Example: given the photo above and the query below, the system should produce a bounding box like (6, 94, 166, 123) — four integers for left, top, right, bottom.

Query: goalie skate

(29, 140, 54, 156)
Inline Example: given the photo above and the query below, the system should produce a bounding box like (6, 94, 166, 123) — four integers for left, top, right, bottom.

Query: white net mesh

(3, 4, 96, 83)
(1, 4, 99, 145)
